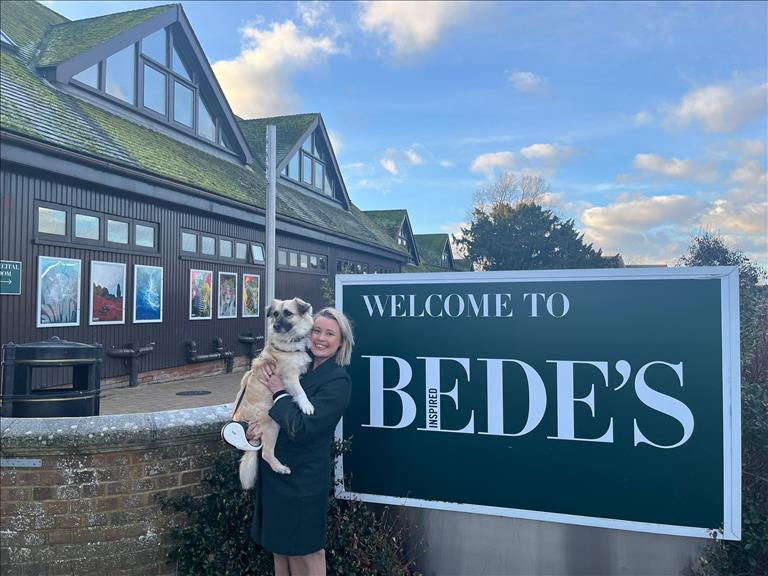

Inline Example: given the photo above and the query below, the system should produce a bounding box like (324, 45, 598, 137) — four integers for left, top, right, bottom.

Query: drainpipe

(106, 343, 155, 387)
(238, 333, 264, 364)
(185, 338, 234, 373)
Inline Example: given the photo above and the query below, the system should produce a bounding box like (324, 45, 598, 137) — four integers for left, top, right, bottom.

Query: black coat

(251, 358, 351, 556)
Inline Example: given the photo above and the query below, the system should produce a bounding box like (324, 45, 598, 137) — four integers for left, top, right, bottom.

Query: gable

(364, 209, 419, 264)
(414, 234, 454, 269)
(30, 3, 252, 165)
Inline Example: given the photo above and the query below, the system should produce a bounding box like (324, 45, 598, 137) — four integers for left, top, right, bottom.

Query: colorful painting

(242, 273, 260, 318)
(134, 265, 163, 323)
(218, 272, 238, 319)
(37, 256, 81, 327)
(189, 269, 212, 320)
(89, 261, 126, 325)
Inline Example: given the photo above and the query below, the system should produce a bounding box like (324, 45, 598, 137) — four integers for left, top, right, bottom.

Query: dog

(231, 297, 314, 489)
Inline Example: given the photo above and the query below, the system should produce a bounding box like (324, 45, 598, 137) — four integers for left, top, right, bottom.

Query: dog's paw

(298, 398, 314, 415)
(277, 465, 291, 475)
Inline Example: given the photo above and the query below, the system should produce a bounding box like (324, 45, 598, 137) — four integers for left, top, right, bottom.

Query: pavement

(99, 370, 245, 415)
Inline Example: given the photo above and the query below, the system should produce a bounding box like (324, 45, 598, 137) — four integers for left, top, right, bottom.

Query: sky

(47, 1, 768, 268)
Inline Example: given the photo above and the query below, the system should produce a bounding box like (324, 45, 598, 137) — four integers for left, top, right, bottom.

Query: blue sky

(48, 1, 767, 267)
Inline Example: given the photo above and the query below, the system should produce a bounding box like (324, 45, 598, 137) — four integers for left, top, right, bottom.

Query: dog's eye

(283, 310, 293, 317)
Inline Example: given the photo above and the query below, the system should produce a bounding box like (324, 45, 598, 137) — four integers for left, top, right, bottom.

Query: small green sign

(0, 260, 21, 295)
(336, 267, 741, 541)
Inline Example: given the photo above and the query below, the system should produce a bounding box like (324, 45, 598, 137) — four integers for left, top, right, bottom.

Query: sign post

(335, 267, 741, 540)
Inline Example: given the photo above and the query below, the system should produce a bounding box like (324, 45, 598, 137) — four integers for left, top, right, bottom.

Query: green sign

(336, 267, 740, 540)
(0, 260, 22, 295)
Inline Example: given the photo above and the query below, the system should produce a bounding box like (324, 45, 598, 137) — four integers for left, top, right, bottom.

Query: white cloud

(698, 160, 768, 237)
(633, 153, 718, 182)
(663, 82, 768, 133)
(470, 151, 517, 174)
(520, 143, 573, 167)
(405, 148, 424, 165)
(634, 111, 653, 126)
(212, 20, 342, 118)
(725, 138, 766, 158)
(380, 157, 399, 175)
(296, 1, 329, 27)
(506, 71, 546, 94)
(358, 0, 475, 57)
(439, 160, 455, 168)
(342, 162, 366, 170)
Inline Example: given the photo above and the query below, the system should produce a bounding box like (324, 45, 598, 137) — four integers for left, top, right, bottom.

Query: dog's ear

(295, 298, 312, 316)
(266, 299, 279, 318)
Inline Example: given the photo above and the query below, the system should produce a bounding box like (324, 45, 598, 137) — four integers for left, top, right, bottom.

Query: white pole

(265, 125, 276, 335)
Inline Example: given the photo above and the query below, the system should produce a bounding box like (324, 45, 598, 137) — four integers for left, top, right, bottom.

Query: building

(0, 1, 407, 386)
(412, 233, 456, 272)
(362, 209, 420, 268)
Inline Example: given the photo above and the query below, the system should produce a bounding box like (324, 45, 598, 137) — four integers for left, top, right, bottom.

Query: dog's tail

(239, 451, 259, 490)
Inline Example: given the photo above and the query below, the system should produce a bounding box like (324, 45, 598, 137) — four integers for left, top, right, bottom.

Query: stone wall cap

(0, 403, 234, 454)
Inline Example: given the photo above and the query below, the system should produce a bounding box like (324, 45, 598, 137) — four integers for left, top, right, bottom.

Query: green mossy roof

(0, 0, 67, 63)
(36, 5, 174, 68)
(413, 234, 451, 268)
(362, 209, 408, 241)
(238, 114, 318, 170)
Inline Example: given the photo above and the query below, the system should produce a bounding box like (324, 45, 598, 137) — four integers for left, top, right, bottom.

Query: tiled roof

(0, 0, 67, 63)
(362, 209, 407, 241)
(36, 5, 174, 68)
(0, 2, 406, 257)
(414, 234, 451, 268)
(238, 114, 318, 170)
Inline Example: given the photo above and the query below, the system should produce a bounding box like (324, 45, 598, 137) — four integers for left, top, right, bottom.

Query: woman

(246, 307, 354, 576)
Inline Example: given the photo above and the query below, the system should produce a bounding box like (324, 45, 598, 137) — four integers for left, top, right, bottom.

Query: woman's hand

(261, 363, 286, 394)
(246, 421, 262, 445)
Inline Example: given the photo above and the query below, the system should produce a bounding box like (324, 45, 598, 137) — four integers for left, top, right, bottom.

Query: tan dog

(232, 297, 314, 489)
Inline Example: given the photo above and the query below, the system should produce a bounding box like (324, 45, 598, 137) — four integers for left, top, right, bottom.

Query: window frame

(35, 203, 69, 240)
(73, 209, 103, 246)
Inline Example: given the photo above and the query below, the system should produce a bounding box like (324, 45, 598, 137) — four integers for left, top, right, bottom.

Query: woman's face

(310, 315, 341, 365)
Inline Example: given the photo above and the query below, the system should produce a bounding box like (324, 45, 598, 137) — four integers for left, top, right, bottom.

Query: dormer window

(282, 129, 337, 198)
(68, 26, 234, 151)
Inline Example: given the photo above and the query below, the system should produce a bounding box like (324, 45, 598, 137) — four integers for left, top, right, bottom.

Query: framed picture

(37, 256, 81, 327)
(218, 272, 238, 319)
(242, 273, 260, 318)
(134, 265, 163, 323)
(189, 269, 212, 320)
(89, 261, 126, 325)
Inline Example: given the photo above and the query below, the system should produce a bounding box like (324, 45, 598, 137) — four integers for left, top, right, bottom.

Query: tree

(456, 199, 619, 271)
(681, 233, 767, 576)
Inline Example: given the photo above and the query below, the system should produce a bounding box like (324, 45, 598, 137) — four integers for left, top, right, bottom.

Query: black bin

(1, 337, 102, 417)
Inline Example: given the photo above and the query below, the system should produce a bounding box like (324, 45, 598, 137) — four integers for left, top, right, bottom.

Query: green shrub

(162, 442, 421, 575)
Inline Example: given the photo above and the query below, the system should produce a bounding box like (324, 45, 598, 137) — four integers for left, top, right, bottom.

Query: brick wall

(0, 405, 233, 575)
(101, 355, 252, 390)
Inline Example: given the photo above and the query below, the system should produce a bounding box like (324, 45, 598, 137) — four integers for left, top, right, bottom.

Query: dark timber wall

(0, 162, 402, 385)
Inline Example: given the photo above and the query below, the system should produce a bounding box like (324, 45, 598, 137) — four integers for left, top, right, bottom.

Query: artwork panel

(189, 269, 213, 320)
(242, 273, 260, 318)
(37, 256, 81, 327)
(134, 265, 163, 323)
(89, 261, 126, 325)
(218, 272, 238, 318)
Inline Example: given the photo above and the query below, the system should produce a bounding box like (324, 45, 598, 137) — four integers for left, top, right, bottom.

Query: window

(313, 162, 324, 191)
(135, 224, 155, 248)
(105, 44, 135, 104)
(251, 244, 265, 262)
(219, 239, 232, 258)
(182, 232, 197, 252)
(283, 128, 335, 198)
(142, 28, 166, 64)
(38, 206, 66, 236)
(68, 28, 232, 152)
(302, 154, 313, 185)
(72, 64, 99, 89)
(172, 44, 191, 81)
(201, 236, 215, 255)
(198, 97, 215, 141)
(107, 219, 129, 244)
(75, 214, 100, 240)
(288, 154, 300, 179)
(143, 64, 166, 114)
(174, 81, 194, 127)
(278, 248, 326, 273)
(236, 242, 247, 260)
(337, 259, 368, 274)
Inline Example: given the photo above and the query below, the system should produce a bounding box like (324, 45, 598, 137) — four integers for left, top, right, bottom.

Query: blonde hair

(315, 307, 354, 366)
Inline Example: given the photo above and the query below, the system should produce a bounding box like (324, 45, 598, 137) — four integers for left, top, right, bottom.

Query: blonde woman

(247, 307, 354, 576)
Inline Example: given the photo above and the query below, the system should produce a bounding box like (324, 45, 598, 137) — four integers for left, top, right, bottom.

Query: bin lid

(3, 337, 101, 361)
